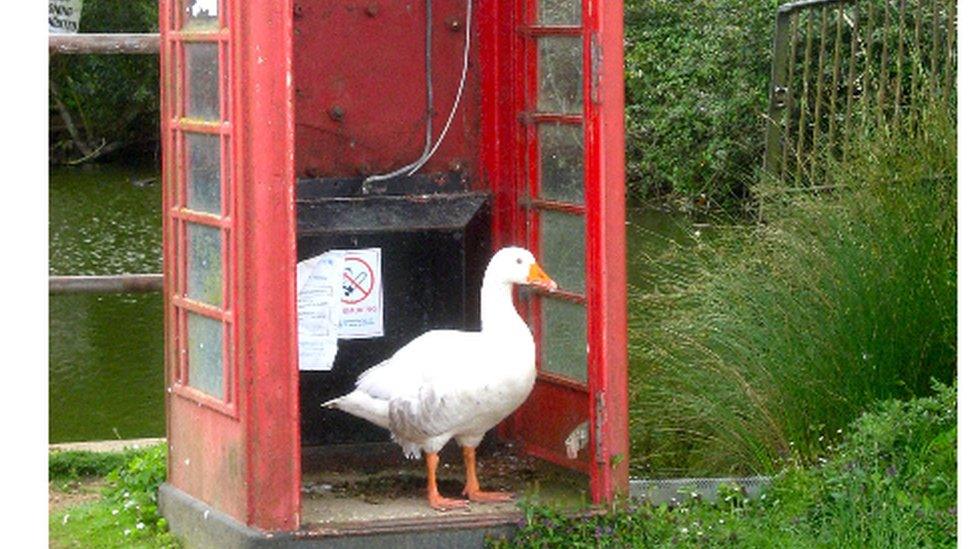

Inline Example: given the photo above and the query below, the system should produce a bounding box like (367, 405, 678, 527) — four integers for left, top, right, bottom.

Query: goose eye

(516, 258, 523, 265)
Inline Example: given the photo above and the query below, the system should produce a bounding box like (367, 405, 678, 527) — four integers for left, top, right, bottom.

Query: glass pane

(183, 0, 219, 30)
(541, 210, 585, 294)
(187, 133, 221, 214)
(187, 312, 224, 398)
(185, 43, 220, 120)
(537, 36, 582, 114)
(187, 223, 223, 306)
(538, 0, 581, 25)
(541, 299, 587, 382)
(540, 123, 584, 203)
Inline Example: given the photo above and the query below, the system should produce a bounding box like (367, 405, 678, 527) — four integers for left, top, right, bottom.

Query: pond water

(48, 163, 696, 443)
(49, 164, 163, 443)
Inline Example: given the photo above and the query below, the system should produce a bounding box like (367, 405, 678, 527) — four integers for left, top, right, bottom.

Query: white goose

(323, 247, 557, 510)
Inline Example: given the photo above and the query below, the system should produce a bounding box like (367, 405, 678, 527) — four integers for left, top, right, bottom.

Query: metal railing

(763, 0, 956, 184)
(50, 33, 163, 294)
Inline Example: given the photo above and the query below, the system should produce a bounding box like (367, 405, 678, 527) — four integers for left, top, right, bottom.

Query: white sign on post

(296, 248, 384, 371)
(49, 0, 84, 34)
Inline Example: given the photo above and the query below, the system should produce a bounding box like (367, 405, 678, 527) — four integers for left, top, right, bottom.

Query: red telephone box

(158, 0, 626, 543)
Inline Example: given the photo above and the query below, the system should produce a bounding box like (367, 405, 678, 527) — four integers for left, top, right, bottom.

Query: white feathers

(323, 247, 542, 458)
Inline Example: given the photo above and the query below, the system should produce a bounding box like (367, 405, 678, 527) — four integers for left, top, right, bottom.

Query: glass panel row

(185, 43, 220, 121)
(177, 1, 226, 401)
(540, 299, 587, 382)
(540, 210, 585, 295)
(183, 0, 219, 31)
(539, 123, 583, 204)
(187, 312, 224, 398)
(187, 133, 221, 214)
(537, 0, 581, 26)
(537, 36, 582, 114)
(186, 223, 223, 307)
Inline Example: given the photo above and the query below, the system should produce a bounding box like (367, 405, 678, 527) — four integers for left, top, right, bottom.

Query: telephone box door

(509, 0, 628, 503)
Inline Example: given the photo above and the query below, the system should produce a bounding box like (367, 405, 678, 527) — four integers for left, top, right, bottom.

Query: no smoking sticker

(337, 248, 383, 339)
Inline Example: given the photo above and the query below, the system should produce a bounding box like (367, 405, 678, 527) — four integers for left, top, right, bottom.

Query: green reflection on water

(49, 164, 164, 443)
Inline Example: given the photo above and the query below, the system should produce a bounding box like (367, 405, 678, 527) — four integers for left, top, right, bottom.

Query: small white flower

(136, 522, 146, 530)
(111, 509, 119, 516)
(123, 492, 130, 498)
(62, 514, 70, 525)
(680, 527, 689, 534)
(719, 519, 725, 525)
(818, 435, 824, 442)
(837, 429, 843, 434)
(124, 529, 132, 536)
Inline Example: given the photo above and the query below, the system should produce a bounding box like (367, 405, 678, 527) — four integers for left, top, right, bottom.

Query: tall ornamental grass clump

(628, 100, 956, 476)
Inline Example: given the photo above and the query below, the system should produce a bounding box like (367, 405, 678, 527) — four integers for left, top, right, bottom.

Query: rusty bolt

(329, 105, 345, 122)
(448, 19, 462, 32)
(450, 160, 464, 173)
(365, 4, 379, 17)
(293, 5, 303, 18)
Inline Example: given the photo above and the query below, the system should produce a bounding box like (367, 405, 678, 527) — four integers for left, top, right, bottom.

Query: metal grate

(629, 476, 771, 506)
(763, 0, 956, 185)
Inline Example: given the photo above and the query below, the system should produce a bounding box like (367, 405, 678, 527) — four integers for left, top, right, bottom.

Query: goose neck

(480, 279, 524, 334)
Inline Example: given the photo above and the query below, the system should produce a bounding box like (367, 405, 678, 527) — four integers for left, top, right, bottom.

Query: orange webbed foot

(428, 494, 470, 511)
(463, 489, 515, 503)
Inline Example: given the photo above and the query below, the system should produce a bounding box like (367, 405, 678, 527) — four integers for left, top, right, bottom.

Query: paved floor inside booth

(300, 442, 589, 528)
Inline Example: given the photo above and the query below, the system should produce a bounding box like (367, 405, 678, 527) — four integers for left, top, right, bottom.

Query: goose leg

(461, 446, 514, 502)
(425, 452, 468, 510)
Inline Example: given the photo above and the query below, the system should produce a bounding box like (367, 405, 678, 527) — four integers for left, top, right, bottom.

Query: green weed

(50, 444, 178, 548)
(628, 99, 956, 475)
(493, 383, 956, 547)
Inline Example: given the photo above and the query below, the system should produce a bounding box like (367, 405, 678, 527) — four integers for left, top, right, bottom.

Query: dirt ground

(49, 479, 104, 516)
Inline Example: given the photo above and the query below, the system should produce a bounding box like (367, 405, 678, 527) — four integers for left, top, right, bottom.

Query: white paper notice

(49, 0, 84, 34)
(296, 251, 343, 371)
(337, 248, 384, 339)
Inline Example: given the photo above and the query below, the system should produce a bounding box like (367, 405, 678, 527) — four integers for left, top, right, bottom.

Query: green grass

(493, 382, 956, 547)
(50, 444, 179, 548)
(628, 100, 956, 476)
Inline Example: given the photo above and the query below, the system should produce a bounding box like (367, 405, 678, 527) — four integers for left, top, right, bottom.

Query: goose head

(484, 247, 558, 292)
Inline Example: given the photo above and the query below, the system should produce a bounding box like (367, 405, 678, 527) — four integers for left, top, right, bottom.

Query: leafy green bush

(49, 1, 159, 164)
(104, 443, 169, 534)
(493, 383, 956, 547)
(50, 449, 134, 480)
(628, 98, 956, 475)
(625, 0, 781, 204)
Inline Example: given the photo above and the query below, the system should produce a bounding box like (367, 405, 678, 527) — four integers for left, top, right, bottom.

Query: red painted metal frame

(162, 0, 301, 531)
(489, 0, 628, 503)
(582, 0, 629, 502)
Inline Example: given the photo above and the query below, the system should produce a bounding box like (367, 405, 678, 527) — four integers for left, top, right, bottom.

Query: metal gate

(763, 0, 956, 184)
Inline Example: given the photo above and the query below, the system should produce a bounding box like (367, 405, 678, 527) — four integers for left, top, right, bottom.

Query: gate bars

(763, 0, 956, 185)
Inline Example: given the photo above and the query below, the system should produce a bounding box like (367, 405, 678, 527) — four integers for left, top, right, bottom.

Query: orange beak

(526, 263, 558, 292)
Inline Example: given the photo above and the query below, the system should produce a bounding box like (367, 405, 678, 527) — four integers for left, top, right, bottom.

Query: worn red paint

(162, 0, 626, 532)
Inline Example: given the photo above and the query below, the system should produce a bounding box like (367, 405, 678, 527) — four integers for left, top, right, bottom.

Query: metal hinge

(590, 35, 603, 105)
(594, 390, 606, 463)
